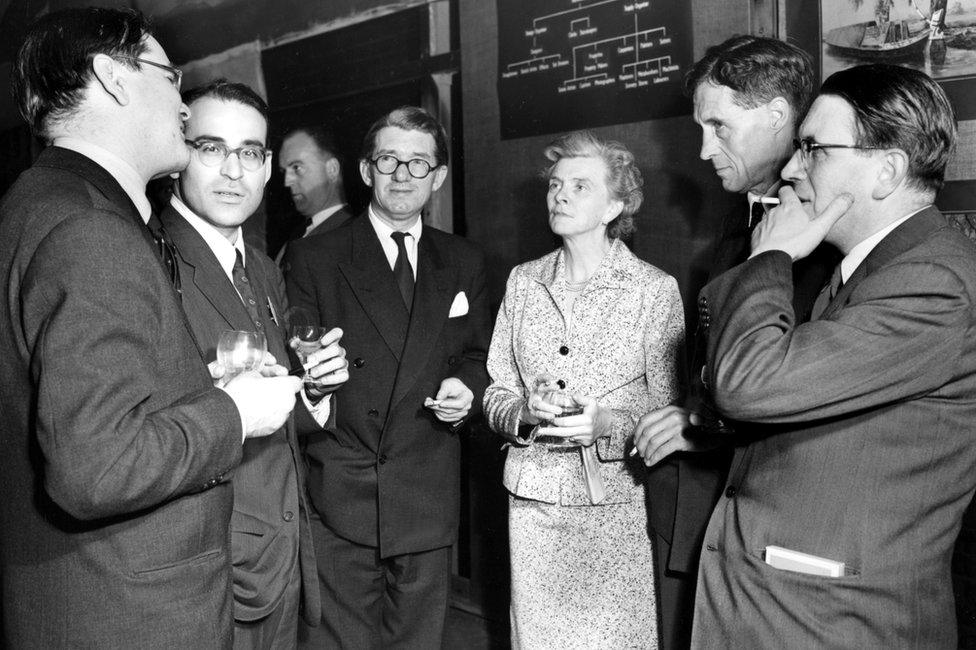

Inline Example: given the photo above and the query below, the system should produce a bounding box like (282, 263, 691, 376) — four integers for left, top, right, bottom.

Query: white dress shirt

(367, 205, 422, 279)
(303, 203, 348, 237)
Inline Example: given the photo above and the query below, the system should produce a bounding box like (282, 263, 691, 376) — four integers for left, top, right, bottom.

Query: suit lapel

(821, 207, 946, 320)
(160, 206, 256, 331)
(337, 218, 410, 359)
(390, 232, 454, 409)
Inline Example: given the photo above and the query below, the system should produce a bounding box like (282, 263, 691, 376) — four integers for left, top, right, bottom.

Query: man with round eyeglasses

(0, 7, 302, 648)
(692, 63, 976, 647)
(284, 106, 491, 649)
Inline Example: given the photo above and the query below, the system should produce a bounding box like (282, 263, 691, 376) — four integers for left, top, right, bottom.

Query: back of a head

(685, 34, 814, 124)
(360, 106, 448, 167)
(820, 64, 956, 194)
(13, 7, 151, 139)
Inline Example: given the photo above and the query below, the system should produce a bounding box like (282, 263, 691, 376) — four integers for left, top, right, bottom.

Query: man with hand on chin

(285, 106, 490, 649)
(160, 79, 348, 649)
(689, 64, 976, 647)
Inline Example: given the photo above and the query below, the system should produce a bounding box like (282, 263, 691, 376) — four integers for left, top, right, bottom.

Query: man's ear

(91, 53, 130, 106)
(873, 148, 909, 200)
(263, 153, 273, 186)
(325, 157, 341, 181)
(359, 159, 373, 187)
(767, 96, 791, 133)
(430, 164, 448, 192)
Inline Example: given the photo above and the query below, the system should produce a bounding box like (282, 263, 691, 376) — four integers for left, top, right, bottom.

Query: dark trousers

(655, 532, 696, 650)
(299, 514, 451, 649)
(233, 563, 302, 650)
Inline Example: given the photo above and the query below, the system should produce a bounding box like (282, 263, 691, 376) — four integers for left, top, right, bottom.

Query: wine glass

(532, 389, 583, 447)
(216, 330, 267, 385)
(288, 307, 327, 386)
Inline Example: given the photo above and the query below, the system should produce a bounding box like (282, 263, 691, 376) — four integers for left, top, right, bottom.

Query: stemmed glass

(216, 330, 267, 386)
(532, 388, 583, 447)
(288, 307, 327, 386)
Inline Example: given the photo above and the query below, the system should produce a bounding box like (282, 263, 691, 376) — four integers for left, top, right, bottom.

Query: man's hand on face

(750, 186, 853, 261)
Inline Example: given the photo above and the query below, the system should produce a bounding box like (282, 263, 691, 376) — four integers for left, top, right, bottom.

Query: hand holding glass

(532, 389, 583, 447)
(216, 330, 267, 385)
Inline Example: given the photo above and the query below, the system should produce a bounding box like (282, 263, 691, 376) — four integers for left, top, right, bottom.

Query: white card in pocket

(765, 545, 845, 577)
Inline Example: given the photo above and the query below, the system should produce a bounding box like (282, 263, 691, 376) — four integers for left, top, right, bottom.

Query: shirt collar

(305, 203, 347, 236)
(170, 194, 245, 278)
(367, 205, 423, 242)
(840, 206, 929, 282)
(53, 137, 153, 224)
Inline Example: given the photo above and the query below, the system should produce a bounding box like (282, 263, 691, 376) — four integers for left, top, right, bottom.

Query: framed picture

(784, 0, 976, 211)
(820, 0, 976, 81)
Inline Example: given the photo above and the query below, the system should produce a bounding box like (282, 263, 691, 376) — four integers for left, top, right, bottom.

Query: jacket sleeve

(445, 247, 491, 417)
(22, 213, 243, 521)
(702, 250, 972, 423)
(484, 267, 530, 443)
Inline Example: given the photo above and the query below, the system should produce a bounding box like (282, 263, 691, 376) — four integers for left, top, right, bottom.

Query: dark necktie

(811, 264, 844, 320)
(146, 215, 181, 294)
(390, 231, 415, 312)
(749, 201, 765, 229)
(232, 250, 263, 329)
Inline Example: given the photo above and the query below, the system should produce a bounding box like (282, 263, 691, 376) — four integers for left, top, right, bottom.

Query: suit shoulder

(423, 226, 486, 265)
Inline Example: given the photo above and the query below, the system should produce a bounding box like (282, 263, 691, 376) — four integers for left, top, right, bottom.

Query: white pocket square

(448, 291, 469, 318)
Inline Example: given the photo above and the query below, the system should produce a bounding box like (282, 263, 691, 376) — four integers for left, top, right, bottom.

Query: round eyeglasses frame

(370, 155, 440, 179)
(185, 139, 270, 172)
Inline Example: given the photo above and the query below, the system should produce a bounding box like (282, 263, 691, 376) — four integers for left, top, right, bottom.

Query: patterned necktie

(146, 215, 181, 294)
(390, 231, 415, 312)
(811, 264, 844, 320)
(232, 250, 263, 329)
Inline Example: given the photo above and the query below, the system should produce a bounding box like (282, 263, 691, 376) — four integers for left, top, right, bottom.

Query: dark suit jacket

(647, 203, 838, 576)
(160, 204, 320, 625)
(277, 205, 355, 269)
(0, 147, 243, 648)
(285, 214, 490, 557)
(693, 207, 976, 647)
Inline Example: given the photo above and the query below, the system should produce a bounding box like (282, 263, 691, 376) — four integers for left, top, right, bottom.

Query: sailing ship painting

(821, 0, 976, 80)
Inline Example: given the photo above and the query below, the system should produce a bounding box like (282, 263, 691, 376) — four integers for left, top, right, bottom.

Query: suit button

(698, 295, 706, 306)
(378, 455, 388, 465)
(448, 355, 458, 366)
(368, 408, 379, 417)
(556, 379, 566, 389)
(353, 358, 365, 368)
(255, 321, 263, 329)
(559, 345, 569, 355)
(283, 511, 294, 522)
(706, 544, 717, 552)
(725, 485, 737, 498)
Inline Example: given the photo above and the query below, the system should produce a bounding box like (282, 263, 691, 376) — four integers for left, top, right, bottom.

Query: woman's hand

(534, 394, 610, 447)
(520, 374, 563, 425)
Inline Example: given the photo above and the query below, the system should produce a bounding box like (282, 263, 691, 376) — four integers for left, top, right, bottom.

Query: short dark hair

(685, 35, 814, 125)
(182, 78, 269, 124)
(13, 7, 152, 138)
(284, 125, 339, 160)
(360, 106, 448, 167)
(820, 64, 957, 193)
(543, 130, 644, 240)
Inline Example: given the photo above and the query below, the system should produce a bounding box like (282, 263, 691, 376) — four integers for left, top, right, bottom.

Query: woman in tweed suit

(484, 131, 684, 648)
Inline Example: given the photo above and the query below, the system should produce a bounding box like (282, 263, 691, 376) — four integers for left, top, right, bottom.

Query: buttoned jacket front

(485, 239, 684, 506)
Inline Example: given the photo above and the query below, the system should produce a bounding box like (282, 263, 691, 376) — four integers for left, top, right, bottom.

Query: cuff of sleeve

(303, 390, 332, 427)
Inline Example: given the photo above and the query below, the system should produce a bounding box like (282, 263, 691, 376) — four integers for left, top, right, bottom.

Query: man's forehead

(800, 94, 855, 138)
(185, 97, 267, 144)
(281, 132, 328, 162)
(374, 127, 436, 157)
(693, 83, 744, 121)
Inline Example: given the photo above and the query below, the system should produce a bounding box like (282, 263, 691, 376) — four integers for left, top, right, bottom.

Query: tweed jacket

(485, 239, 684, 506)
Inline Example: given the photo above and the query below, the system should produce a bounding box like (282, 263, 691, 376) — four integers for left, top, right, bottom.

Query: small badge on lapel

(448, 291, 469, 318)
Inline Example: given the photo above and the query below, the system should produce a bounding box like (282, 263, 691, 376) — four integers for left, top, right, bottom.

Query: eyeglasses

(185, 139, 270, 172)
(119, 56, 183, 90)
(792, 137, 882, 161)
(370, 155, 439, 179)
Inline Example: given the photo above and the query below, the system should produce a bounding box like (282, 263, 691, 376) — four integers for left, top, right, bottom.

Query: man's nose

(392, 161, 412, 181)
(781, 150, 806, 182)
(699, 131, 717, 161)
(221, 152, 244, 180)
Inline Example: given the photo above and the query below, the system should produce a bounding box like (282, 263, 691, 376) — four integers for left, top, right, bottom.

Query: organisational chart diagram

(497, 0, 692, 138)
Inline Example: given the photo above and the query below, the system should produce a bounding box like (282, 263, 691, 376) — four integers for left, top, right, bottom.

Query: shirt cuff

(302, 390, 332, 427)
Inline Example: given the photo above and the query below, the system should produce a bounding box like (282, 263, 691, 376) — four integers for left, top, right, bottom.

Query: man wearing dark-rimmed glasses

(284, 106, 491, 648)
(692, 63, 976, 647)
(0, 7, 302, 647)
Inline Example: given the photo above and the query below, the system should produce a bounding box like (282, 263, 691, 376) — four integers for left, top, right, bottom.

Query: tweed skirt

(508, 492, 658, 649)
